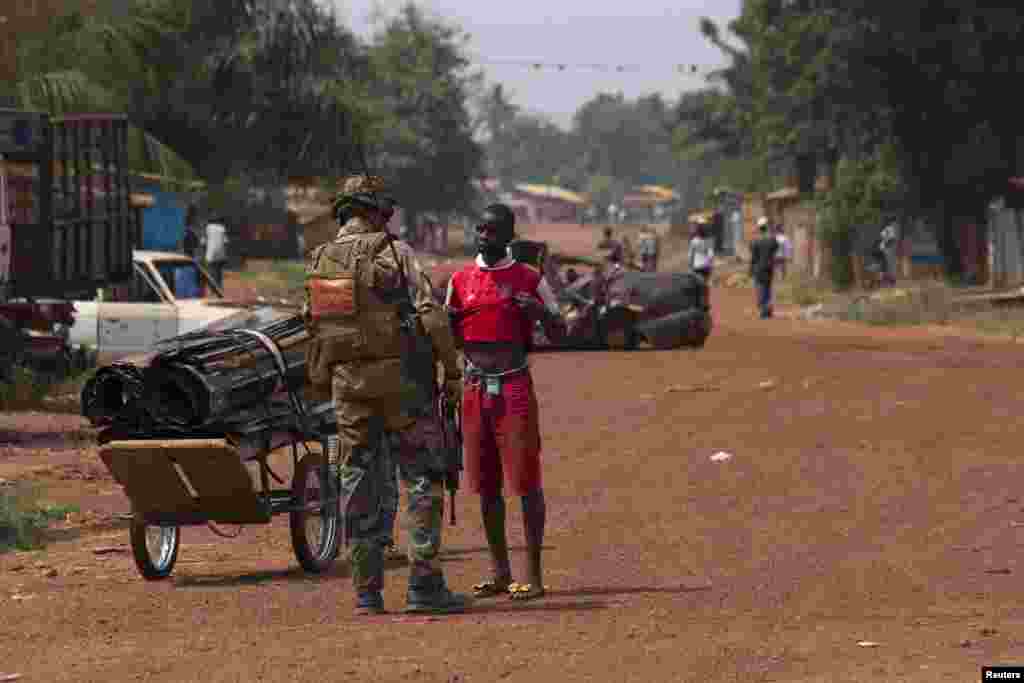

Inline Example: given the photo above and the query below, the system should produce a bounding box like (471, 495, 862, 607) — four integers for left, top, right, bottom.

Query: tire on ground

(290, 450, 340, 573)
(600, 306, 637, 350)
(637, 310, 711, 349)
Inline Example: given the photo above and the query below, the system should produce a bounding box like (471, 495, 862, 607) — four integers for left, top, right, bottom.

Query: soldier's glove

(444, 377, 462, 402)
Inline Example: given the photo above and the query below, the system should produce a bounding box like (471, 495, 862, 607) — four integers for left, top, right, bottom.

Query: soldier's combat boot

(350, 540, 385, 615)
(404, 573, 472, 614)
(355, 590, 385, 615)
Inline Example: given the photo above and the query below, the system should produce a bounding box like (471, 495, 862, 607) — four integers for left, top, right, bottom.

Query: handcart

(86, 317, 343, 580)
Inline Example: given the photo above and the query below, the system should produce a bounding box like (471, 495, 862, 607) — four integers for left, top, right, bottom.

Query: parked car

(69, 250, 262, 362)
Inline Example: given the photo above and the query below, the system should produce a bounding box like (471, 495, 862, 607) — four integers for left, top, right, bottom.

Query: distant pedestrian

(434, 220, 448, 254)
(688, 221, 715, 282)
(420, 217, 434, 253)
(204, 215, 228, 289)
(880, 222, 898, 285)
(181, 206, 201, 260)
(774, 223, 792, 280)
(621, 235, 635, 269)
(637, 226, 659, 272)
(750, 217, 779, 319)
(597, 226, 623, 265)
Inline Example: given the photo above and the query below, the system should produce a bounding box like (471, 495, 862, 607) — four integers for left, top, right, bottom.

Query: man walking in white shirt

(688, 221, 715, 282)
(204, 216, 228, 289)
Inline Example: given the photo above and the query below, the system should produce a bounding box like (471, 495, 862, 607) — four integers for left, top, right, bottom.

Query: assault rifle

(437, 388, 462, 525)
(384, 234, 463, 523)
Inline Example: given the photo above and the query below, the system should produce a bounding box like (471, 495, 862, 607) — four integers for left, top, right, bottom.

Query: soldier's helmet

(332, 174, 396, 224)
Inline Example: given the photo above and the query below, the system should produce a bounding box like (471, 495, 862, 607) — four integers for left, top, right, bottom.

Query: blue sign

(13, 119, 32, 147)
(0, 112, 45, 153)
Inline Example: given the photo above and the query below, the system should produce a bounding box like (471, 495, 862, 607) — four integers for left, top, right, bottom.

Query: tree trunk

(933, 202, 962, 281)
(796, 153, 816, 195)
(822, 147, 840, 192)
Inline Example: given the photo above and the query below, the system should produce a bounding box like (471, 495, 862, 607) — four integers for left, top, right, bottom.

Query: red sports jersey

(447, 258, 545, 344)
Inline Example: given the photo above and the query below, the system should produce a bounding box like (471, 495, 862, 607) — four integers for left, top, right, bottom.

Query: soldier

(446, 203, 567, 602)
(303, 175, 470, 615)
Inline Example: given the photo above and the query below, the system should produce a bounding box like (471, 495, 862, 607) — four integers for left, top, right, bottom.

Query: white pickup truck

(69, 250, 254, 362)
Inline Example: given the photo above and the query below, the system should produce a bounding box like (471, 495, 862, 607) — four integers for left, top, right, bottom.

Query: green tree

(122, 0, 368, 187)
(10, 4, 195, 179)
(572, 93, 680, 186)
(365, 4, 484, 220)
(488, 113, 579, 187)
(476, 84, 519, 145)
(692, 1, 1024, 278)
(820, 143, 905, 289)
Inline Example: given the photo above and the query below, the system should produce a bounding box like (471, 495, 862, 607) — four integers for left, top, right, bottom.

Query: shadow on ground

(547, 583, 712, 598)
(171, 554, 471, 588)
(441, 545, 555, 557)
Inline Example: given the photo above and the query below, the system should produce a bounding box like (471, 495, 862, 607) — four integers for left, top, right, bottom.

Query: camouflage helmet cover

(342, 174, 388, 196)
(332, 174, 396, 223)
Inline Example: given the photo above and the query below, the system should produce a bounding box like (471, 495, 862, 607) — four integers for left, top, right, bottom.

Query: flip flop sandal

(508, 583, 547, 601)
(472, 579, 513, 598)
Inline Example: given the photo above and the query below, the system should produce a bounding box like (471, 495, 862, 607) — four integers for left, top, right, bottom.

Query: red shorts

(461, 370, 542, 498)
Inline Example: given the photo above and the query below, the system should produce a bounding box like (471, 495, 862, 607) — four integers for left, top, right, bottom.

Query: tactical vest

(305, 231, 405, 385)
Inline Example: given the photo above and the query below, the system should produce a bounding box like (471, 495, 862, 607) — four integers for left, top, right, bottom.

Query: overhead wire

(464, 53, 715, 76)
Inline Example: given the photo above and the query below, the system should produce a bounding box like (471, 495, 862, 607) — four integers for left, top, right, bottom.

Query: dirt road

(3, 283, 1024, 682)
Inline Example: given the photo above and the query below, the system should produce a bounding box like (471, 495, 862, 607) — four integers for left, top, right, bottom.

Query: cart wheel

(129, 517, 180, 580)
(290, 451, 340, 573)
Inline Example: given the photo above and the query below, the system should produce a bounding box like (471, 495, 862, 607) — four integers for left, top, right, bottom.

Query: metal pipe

(82, 314, 322, 431)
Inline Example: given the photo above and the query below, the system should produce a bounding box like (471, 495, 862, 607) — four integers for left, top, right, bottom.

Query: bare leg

(520, 489, 546, 592)
(480, 494, 512, 585)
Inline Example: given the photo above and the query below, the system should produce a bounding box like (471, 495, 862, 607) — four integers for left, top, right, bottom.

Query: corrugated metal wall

(989, 208, 1024, 288)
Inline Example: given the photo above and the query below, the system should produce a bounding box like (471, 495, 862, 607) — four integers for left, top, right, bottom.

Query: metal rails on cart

(82, 313, 343, 580)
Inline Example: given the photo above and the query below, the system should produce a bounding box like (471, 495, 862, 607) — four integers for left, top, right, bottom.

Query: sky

(323, 0, 743, 129)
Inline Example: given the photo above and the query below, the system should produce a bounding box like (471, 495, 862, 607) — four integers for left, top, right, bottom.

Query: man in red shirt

(446, 203, 566, 602)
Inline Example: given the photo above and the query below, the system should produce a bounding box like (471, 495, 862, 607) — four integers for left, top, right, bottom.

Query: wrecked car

(431, 239, 711, 350)
(69, 251, 288, 364)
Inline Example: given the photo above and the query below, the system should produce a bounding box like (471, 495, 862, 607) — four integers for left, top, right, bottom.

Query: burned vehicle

(431, 239, 711, 350)
(549, 265, 712, 350)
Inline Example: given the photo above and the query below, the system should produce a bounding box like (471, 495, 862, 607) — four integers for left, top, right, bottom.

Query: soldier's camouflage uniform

(378, 440, 401, 552)
(302, 177, 462, 608)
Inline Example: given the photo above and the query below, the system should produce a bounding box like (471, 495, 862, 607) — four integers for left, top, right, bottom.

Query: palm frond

(15, 71, 197, 183)
(127, 126, 199, 183)
(15, 71, 117, 115)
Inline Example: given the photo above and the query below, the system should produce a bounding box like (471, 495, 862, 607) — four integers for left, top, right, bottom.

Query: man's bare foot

(508, 582, 546, 601)
(472, 578, 513, 598)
